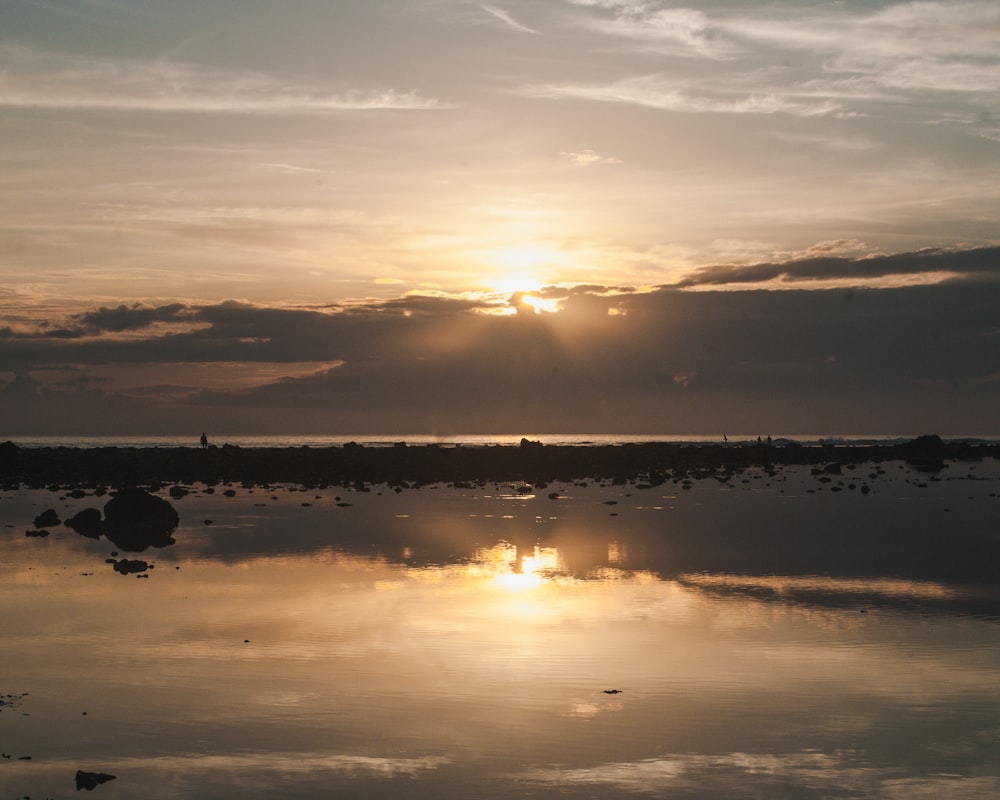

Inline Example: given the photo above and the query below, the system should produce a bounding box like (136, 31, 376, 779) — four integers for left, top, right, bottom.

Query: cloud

(73, 303, 195, 333)
(1, 255, 997, 434)
(719, 1, 1000, 98)
(560, 149, 623, 166)
(479, 4, 539, 34)
(557, 1, 1000, 122)
(518, 76, 841, 117)
(672, 245, 1000, 288)
(258, 163, 325, 175)
(566, 1, 737, 59)
(0, 45, 450, 113)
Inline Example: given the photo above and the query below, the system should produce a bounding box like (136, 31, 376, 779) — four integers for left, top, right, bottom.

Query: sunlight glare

(474, 542, 564, 591)
(518, 293, 561, 314)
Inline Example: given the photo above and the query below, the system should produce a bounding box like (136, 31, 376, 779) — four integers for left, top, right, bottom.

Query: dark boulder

(33, 509, 61, 528)
(110, 558, 150, 575)
(0, 440, 17, 466)
(65, 508, 104, 539)
(908, 434, 944, 452)
(75, 770, 117, 791)
(904, 434, 946, 472)
(102, 489, 179, 552)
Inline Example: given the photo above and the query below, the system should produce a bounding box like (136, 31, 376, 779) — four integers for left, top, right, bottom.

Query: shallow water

(2, 461, 998, 798)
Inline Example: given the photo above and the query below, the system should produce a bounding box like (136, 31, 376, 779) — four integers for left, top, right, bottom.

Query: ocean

(7, 432, 998, 448)
(2, 434, 998, 799)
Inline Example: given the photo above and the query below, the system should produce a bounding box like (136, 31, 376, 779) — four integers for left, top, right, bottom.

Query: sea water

(7, 433, 998, 449)
(1, 460, 998, 798)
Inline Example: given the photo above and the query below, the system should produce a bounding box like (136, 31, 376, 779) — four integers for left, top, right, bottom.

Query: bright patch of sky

(1, 0, 997, 309)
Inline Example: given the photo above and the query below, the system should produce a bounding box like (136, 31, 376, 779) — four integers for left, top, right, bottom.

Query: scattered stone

(0, 693, 28, 709)
(65, 508, 103, 539)
(75, 770, 117, 791)
(24, 529, 50, 538)
(110, 558, 150, 576)
(603, 689, 623, 694)
(33, 509, 61, 528)
(102, 489, 179, 552)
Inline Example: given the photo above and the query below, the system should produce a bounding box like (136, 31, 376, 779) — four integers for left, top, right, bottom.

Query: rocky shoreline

(1, 435, 995, 490)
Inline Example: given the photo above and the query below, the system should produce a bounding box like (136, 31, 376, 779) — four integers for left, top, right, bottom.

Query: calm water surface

(1, 460, 998, 798)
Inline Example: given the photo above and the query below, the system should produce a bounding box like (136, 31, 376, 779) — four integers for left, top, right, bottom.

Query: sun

(483, 243, 565, 289)
(482, 245, 565, 308)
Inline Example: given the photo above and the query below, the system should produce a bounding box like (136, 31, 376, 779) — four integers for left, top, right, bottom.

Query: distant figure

(723, 435, 728, 445)
(767, 435, 772, 446)
(200, 432, 208, 449)
(757, 436, 762, 444)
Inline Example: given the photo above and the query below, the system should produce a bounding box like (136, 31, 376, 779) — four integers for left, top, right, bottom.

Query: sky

(1, 0, 998, 436)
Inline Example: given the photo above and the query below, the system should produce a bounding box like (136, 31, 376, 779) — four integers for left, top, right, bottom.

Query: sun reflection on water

(466, 541, 566, 591)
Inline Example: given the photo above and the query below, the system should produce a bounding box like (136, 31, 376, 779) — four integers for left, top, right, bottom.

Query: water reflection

(1, 461, 998, 798)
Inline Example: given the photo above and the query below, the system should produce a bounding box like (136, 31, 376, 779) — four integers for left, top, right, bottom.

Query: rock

(909, 433, 944, 452)
(102, 489, 179, 552)
(33, 509, 61, 528)
(65, 508, 104, 539)
(904, 434, 947, 472)
(24, 529, 50, 538)
(75, 770, 117, 791)
(0, 440, 17, 466)
(111, 558, 150, 575)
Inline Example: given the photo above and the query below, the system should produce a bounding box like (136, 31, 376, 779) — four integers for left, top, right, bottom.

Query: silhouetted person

(200, 432, 208, 449)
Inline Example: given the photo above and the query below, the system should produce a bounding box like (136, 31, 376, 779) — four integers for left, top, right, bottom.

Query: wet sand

(1, 435, 994, 490)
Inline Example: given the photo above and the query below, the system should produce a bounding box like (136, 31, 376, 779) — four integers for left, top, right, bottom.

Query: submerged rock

(65, 508, 104, 539)
(75, 769, 117, 791)
(110, 558, 151, 575)
(33, 509, 61, 528)
(102, 489, 179, 552)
